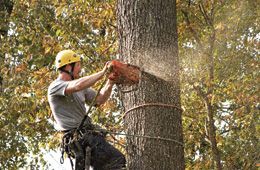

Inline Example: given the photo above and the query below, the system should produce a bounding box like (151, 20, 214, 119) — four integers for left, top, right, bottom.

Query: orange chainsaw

(108, 60, 140, 85)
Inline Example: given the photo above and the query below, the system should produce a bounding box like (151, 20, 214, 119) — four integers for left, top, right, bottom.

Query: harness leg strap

(85, 146, 91, 170)
(73, 141, 85, 170)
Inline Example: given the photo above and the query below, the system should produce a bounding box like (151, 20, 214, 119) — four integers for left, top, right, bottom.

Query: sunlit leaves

(1, 0, 258, 168)
(0, 0, 117, 168)
(178, 0, 259, 168)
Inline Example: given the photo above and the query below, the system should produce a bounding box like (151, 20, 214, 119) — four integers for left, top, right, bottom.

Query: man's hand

(101, 61, 112, 76)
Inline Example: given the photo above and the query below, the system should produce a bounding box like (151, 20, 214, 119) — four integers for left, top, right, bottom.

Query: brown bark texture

(117, 0, 185, 169)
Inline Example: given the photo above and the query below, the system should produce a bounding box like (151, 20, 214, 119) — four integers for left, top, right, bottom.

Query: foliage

(0, 0, 117, 168)
(0, 0, 259, 169)
(178, 0, 259, 169)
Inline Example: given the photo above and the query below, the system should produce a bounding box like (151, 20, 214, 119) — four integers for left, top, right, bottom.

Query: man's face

(73, 62, 81, 79)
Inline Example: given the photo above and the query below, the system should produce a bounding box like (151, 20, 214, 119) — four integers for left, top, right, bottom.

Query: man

(47, 50, 126, 170)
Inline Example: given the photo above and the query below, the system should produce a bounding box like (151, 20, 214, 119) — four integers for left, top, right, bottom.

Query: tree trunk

(0, 0, 13, 36)
(0, 0, 13, 93)
(206, 102, 222, 170)
(117, 0, 185, 169)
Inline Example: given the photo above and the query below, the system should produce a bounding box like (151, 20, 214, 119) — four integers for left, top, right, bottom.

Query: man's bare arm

(65, 71, 105, 95)
(95, 80, 114, 106)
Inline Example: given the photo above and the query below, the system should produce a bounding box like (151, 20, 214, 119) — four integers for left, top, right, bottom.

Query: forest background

(0, 0, 259, 169)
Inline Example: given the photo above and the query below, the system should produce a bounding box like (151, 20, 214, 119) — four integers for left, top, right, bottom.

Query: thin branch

(199, 3, 212, 27)
(181, 9, 202, 48)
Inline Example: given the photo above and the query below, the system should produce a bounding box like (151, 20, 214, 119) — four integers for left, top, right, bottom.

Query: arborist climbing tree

(47, 50, 126, 170)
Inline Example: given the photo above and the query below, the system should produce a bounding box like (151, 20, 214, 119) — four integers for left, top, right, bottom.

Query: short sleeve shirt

(47, 78, 96, 131)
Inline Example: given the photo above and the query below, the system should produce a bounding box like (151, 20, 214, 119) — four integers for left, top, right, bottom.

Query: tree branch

(181, 9, 202, 48)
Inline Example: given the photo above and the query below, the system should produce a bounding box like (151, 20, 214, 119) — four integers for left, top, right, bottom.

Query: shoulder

(48, 79, 69, 96)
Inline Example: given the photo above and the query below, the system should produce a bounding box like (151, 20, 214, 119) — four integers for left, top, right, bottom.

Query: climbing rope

(121, 102, 183, 119)
(77, 65, 112, 131)
(106, 130, 184, 146)
(79, 128, 184, 146)
(110, 66, 184, 146)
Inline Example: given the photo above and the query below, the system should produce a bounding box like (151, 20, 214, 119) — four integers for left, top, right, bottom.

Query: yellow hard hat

(55, 50, 81, 69)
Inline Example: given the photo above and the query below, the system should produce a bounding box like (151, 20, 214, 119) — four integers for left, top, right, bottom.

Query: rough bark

(117, 0, 185, 169)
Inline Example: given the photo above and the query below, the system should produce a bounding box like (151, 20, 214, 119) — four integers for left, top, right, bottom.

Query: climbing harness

(59, 126, 184, 170)
(60, 129, 76, 169)
(60, 127, 105, 170)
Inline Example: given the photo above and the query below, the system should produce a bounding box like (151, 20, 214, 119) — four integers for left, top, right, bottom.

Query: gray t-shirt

(47, 78, 96, 131)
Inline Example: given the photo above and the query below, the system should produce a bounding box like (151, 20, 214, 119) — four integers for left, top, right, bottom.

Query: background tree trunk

(0, 0, 13, 36)
(0, 0, 13, 92)
(206, 30, 222, 170)
(117, 0, 185, 169)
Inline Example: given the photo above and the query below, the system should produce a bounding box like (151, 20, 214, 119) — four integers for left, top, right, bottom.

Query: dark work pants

(73, 132, 126, 170)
